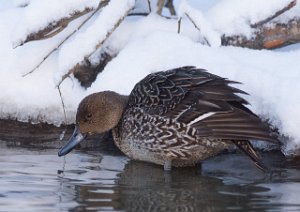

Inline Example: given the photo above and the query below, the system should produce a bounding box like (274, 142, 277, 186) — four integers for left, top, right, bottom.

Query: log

(222, 18, 300, 49)
(73, 51, 114, 88)
(0, 119, 109, 147)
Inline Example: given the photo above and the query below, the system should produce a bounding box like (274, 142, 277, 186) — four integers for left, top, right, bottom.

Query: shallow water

(1, 131, 300, 212)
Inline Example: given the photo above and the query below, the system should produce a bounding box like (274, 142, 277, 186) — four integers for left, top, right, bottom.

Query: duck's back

(113, 66, 277, 167)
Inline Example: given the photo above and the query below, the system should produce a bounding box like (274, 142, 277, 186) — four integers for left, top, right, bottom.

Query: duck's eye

(85, 113, 92, 121)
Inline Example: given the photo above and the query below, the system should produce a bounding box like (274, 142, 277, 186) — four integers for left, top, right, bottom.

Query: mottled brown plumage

(58, 66, 279, 171)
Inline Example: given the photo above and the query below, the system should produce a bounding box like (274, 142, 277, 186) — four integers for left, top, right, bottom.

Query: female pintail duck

(58, 66, 278, 171)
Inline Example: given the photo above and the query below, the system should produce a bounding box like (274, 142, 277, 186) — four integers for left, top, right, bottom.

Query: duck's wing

(127, 66, 278, 143)
(232, 140, 268, 172)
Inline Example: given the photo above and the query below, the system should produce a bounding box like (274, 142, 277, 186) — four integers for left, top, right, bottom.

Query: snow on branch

(220, 0, 300, 49)
(14, 8, 94, 48)
(222, 18, 300, 49)
(22, 1, 109, 77)
(251, 0, 297, 27)
(55, 0, 135, 86)
(11, 0, 101, 48)
(207, 0, 297, 37)
(178, 0, 221, 47)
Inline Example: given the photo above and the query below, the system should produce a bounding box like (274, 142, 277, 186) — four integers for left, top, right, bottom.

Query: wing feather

(127, 66, 278, 143)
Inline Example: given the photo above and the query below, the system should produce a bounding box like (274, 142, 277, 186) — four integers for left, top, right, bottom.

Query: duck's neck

(109, 92, 128, 146)
(118, 94, 129, 110)
(106, 91, 129, 125)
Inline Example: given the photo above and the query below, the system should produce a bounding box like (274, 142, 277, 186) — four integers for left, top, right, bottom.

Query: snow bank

(11, 0, 100, 47)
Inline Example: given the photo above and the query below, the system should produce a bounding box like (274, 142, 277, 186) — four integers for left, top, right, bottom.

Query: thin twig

(128, 12, 149, 16)
(58, 4, 134, 86)
(177, 17, 182, 33)
(14, 8, 95, 48)
(156, 0, 165, 15)
(184, 12, 211, 46)
(22, 0, 110, 77)
(57, 85, 67, 140)
(57, 85, 67, 125)
(147, 0, 151, 13)
(166, 0, 176, 16)
(251, 0, 297, 28)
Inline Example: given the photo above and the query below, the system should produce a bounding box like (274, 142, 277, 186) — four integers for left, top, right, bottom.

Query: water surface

(0, 125, 300, 211)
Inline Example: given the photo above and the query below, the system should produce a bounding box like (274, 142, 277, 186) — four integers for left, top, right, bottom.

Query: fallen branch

(73, 51, 114, 87)
(58, 3, 134, 86)
(184, 13, 210, 46)
(57, 85, 68, 140)
(14, 7, 95, 48)
(251, 0, 297, 28)
(166, 0, 176, 16)
(222, 18, 300, 49)
(22, 0, 109, 77)
(156, 0, 165, 15)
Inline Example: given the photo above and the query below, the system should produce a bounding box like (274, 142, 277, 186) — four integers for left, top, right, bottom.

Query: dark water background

(0, 121, 300, 212)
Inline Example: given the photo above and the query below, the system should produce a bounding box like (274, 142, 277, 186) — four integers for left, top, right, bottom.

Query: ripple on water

(0, 139, 300, 211)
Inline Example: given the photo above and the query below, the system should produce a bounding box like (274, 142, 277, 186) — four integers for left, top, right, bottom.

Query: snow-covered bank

(0, 0, 300, 155)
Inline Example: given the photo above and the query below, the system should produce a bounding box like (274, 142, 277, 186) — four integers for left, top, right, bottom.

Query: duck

(58, 66, 278, 171)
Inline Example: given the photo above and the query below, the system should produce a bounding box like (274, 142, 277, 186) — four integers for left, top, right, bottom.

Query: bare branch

(57, 85, 68, 140)
(184, 13, 211, 46)
(22, 0, 109, 77)
(72, 50, 114, 88)
(147, 0, 151, 13)
(166, 0, 176, 16)
(128, 12, 149, 16)
(15, 7, 94, 48)
(251, 0, 297, 28)
(177, 17, 182, 34)
(57, 85, 67, 124)
(58, 3, 134, 86)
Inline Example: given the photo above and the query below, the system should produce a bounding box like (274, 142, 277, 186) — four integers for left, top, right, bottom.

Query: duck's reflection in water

(114, 160, 271, 212)
(63, 156, 277, 212)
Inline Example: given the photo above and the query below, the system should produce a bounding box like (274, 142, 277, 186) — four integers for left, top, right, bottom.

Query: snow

(56, 0, 135, 86)
(178, 0, 221, 47)
(11, 0, 100, 47)
(206, 0, 298, 37)
(0, 0, 300, 155)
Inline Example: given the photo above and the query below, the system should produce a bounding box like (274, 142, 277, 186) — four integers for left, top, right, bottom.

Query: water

(1, 125, 300, 211)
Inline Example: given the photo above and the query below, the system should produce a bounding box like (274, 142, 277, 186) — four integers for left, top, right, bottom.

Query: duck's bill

(58, 126, 87, 157)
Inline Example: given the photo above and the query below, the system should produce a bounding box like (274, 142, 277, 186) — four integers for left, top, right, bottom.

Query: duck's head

(58, 91, 128, 157)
